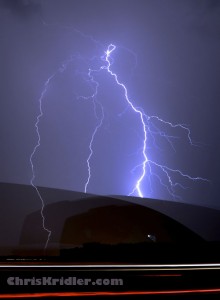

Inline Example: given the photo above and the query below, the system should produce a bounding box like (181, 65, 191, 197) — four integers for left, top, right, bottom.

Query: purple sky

(0, 0, 220, 208)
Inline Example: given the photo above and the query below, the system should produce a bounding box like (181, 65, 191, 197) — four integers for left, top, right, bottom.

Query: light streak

(1, 288, 220, 298)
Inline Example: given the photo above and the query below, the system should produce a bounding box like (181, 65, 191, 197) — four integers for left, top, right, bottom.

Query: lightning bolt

(30, 57, 76, 249)
(30, 29, 209, 249)
(80, 44, 147, 196)
(77, 67, 105, 194)
(89, 43, 209, 199)
(29, 73, 54, 250)
(101, 44, 148, 198)
(30, 34, 105, 248)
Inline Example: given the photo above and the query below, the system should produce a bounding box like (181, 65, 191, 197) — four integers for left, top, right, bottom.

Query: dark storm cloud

(187, 0, 220, 10)
(205, 0, 220, 10)
(0, 0, 41, 17)
(184, 0, 220, 37)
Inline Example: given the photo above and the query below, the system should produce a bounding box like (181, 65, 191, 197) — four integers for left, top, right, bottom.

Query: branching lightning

(101, 44, 148, 198)
(86, 43, 209, 199)
(78, 68, 105, 193)
(30, 30, 209, 248)
(30, 58, 75, 249)
(30, 73, 55, 249)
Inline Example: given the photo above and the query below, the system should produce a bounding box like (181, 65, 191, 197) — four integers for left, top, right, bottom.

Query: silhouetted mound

(0, 182, 92, 253)
(6, 184, 219, 258)
(18, 196, 130, 252)
(60, 204, 203, 246)
(19, 195, 203, 253)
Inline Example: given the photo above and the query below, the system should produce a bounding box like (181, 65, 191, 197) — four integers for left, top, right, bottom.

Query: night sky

(1, 0, 220, 208)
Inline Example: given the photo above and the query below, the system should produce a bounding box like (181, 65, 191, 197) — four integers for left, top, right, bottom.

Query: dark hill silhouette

(112, 195, 220, 242)
(17, 195, 206, 257)
(60, 203, 203, 246)
(1, 182, 220, 257)
(0, 182, 91, 254)
(18, 196, 132, 250)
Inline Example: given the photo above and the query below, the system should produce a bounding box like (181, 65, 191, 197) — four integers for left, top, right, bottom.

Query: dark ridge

(1, 182, 220, 259)
(60, 204, 203, 246)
